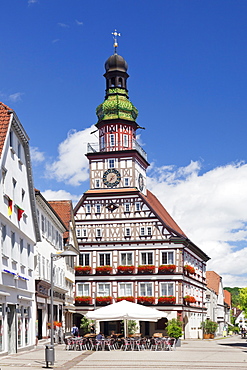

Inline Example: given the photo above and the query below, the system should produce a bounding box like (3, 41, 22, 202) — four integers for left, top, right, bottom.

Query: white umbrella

(85, 300, 167, 337)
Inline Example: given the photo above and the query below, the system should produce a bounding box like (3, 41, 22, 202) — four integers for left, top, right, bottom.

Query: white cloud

(148, 161, 247, 287)
(28, 0, 38, 4)
(8, 92, 23, 103)
(45, 126, 96, 186)
(75, 20, 83, 26)
(30, 146, 45, 163)
(52, 39, 60, 44)
(41, 189, 79, 202)
(58, 23, 69, 28)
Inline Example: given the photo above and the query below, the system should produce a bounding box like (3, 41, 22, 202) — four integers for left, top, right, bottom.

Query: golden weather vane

(112, 29, 121, 53)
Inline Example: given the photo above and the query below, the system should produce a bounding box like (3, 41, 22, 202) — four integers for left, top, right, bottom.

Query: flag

(7, 197, 13, 216)
(17, 206, 24, 221)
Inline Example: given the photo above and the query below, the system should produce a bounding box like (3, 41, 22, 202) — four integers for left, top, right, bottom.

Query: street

(0, 336, 246, 369)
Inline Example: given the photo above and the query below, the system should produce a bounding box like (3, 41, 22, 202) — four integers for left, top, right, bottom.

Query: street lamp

(46, 249, 79, 367)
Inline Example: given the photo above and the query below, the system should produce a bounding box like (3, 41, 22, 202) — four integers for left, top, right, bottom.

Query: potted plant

(74, 266, 92, 275)
(137, 296, 155, 305)
(117, 265, 135, 274)
(166, 318, 183, 346)
(75, 296, 92, 305)
(138, 265, 155, 274)
(158, 296, 176, 305)
(95, 265, 112, 275)
(201, 320, 218, 339)
(184, 265, 195, 275)
(184, 295, 196, 304)
(96, 296, 112, 305)
(158, 264, 176, 274)
(116, 296, 135, 302)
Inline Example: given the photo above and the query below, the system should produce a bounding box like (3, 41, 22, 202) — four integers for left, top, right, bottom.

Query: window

(11, 231, 15, 249)
(99, 253, 110, 266)
(1, 224, 7, 255)
(47, 221, 51, 239)
(85, 204, 91, 213)
(139, 282, 153, 296)
(125, 227, 131, 237)
(124, 178, 129, 187)
(41, 215, 45, 234)
(9, 131, 13, 147)
(20, 238, 24, 260)
(110, 134, 115, 147)
(135, 202, 141, 211)
(98, 283, 110, 297)
(82, 229, 87, 237)
(108, 159, 115, 168)
(141, 252, 153, 265)
(161, 251, 174, 265)
(100, 135, 105, 149)
(119, 283, 132, 296)
(147, 226, 152, 236)
(79, 253, 90, 266)
(76, 229, 81, 237)
(95, 204, 101, 213)
(124, 203, 130, 212)
(77, 283, 90, 296)
(27, 243, 31, 256)
(1, 167, 7, 187)
(140, 227, 145, 236)
(160, 282, 174, 296)
(123, 134, 128, 147)
(95, 179, 100, 188)
(120, 252, 133, 265)
(17, 142, 21, 160)
(96, 228, 102, 238)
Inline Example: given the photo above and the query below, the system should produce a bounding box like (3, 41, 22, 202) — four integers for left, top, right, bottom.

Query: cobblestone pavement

(0, 336, 247, 370)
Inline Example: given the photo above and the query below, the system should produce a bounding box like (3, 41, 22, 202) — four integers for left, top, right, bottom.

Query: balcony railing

(87, 139, 147, 161)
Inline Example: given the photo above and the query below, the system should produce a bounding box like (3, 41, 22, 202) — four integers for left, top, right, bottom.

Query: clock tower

(87, 49, 149, 194)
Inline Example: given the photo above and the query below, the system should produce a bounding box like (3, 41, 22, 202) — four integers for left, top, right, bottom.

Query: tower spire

(112, 29, 121, 54)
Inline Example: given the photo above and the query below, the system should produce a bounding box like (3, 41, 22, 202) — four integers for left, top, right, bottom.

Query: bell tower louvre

(73, 32, 210, 339)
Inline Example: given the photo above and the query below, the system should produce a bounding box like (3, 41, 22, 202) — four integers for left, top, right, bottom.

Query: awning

(0, 291, 10, 296)
(17, 295, 34, 301)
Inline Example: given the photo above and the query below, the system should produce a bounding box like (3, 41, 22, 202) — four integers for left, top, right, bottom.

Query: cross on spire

(112, 29, 121, 54)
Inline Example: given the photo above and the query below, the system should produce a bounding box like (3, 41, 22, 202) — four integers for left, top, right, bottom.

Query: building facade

(74, 50, 210, 338)
(0, 103, 40, 354)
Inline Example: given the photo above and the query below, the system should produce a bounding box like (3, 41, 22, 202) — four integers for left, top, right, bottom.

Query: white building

(0, 103, 40, 354)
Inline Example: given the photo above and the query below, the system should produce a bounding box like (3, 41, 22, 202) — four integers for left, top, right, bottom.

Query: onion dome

(105, 54, 128, 73)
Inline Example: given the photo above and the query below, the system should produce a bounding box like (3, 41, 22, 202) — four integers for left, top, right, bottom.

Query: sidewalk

(0, 336, 247, 369)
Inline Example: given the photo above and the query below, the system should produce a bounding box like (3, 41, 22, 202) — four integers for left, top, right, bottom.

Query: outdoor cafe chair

(121, 338, 133, 351)
(166, 337, 176, 351)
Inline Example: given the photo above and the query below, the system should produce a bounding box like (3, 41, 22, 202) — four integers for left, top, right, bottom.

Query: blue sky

(1, 0, 247, 287)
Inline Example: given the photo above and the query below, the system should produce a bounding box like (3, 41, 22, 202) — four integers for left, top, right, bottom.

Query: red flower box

(116, 296, 135, 303)
(158, 264, 176, 274)
(138, 265, 155, 274)
(96, 296, 112, 305)
(74, 266, 92, 275)
(184, 265, 195, 274)
(95, 266, 112, 275)
(75, 296, 92, 305)
(137, 296, 155, 305)
(184, 295, 196, 304)
(158, 296, 176, 304)
(117, 265, 135, 274)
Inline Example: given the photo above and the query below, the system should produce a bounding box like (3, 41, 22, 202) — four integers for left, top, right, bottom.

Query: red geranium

(74, 266, 92, 275)
(116, 296, 135, 303)
(184, 265, 195, 274)
(184, 295, 196, 304)
(96, 296, 112, 305)
(117, 265, 135, 274)
(75, 296, 92, 305)
(158, 296, 176, 304)
(137, 296, 155, 305)
(138, 265, 155, 274)
(158, 265, 176, 273)
(95, 266, 112, 274)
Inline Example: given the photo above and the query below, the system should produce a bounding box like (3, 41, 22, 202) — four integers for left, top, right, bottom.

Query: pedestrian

(71, 325, 79, 337)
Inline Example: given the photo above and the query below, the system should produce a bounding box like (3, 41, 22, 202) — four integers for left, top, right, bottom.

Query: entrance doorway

(7, 305, 17, 354)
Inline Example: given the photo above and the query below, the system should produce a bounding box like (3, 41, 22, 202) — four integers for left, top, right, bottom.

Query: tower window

(118, 77, 123, 87)
(100, 135, 105, 149)
(95, 179, 100, 188)
(110, 78, 115, 87)
(123, 134, 128, 147)
(95, 204, 101, 213)
(96, 228, 102, 238)
(85, 204, 91, 213)
(124, 203, 130, 212)
(125, 227, 131, 237)
(135, 202, 141, 211)
(110, 134, 115, 147)
(108, 159, 115, 168)
(124, 178, 129, 186)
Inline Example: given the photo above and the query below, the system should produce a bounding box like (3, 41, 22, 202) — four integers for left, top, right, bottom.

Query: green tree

(80, 317, 95, 335)
(166, 319, 182, 339)
(239, 287, 247, 316)
(224, 287, 241, 307)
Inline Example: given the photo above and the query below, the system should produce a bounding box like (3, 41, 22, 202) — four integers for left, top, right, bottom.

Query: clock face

(138, 173, 144, 191)
(103, 169, 121, 188)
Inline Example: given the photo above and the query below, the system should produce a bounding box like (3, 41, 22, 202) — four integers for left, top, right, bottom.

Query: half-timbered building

(74, 48, 210, 338)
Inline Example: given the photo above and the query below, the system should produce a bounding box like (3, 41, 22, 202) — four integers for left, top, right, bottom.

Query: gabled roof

(141, 189, 186, 237)
(0, 102, 12, 158)
(206, 271, 221, 295)
(48, 200, 73, 240)
(224, 289, 231, 306)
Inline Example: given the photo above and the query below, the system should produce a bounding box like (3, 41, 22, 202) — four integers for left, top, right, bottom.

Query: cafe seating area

(64, 333, 176, 351)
